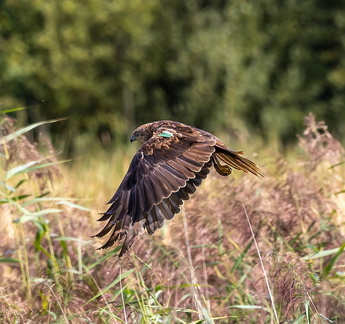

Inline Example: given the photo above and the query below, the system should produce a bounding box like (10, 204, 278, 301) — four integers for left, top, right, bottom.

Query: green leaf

(229, 305, 270, 311)
(11, 195, 31, 201)
(292, 314, 306, 324)
(231, 238, 253, 273)
(329, 161, 345, 169)
(305, 300, 310, 323)
(0, 257, 20, 263)
(15, 179, 27, 189)
(323, 242, 345, 278)
(5, 161, 38, 180)
(303, 246, 344, 260)
(16, 160, 69, 175)
(86, 268, 135, 304)
(0, 107, 26, 114)
(17, 208, 62, 223)
(22, 197, 79, 206)
(0, 181, 15, 192)
(21, 198, 89, 211)
(84, 247, 121, 271)
(5, 160, 69, 181)
(2, 119, 65, 143)
(56, 200, 90, 211)
(54, 236, 92, 245)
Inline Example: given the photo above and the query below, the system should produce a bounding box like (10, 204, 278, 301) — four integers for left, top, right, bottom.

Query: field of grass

(1, 113, 345, 323)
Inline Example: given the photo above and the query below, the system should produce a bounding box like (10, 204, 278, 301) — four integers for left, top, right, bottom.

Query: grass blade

(86, 268, 135, 304)
(322, 242, 345, 278)
(17, 208, 62, 223)
(3, 119, 65, 143)
(0, 257, 20, 263)
(6, 160, 69, 181)
(0, 107, 26, 114)
(5, 161, 37, 180)
(243, 204, 280, 324)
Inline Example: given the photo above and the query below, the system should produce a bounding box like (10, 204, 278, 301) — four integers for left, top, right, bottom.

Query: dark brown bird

(94, 120, 264, 257)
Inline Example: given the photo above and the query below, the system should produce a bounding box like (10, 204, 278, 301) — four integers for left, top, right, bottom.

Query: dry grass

(1, 113, 345, 323)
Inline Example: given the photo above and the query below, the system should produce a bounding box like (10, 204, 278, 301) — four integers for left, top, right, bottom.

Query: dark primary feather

(93, 120, 263, 257)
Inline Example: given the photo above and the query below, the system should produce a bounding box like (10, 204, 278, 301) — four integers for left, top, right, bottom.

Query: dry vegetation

(1, 113, 345, 323)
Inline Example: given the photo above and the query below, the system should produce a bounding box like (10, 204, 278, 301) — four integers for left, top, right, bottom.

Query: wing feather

(146, 206, 165, 235)
(166, 160, 195, 178)
(156, 200, 174, 220)
(94, 124, 217, 253)
(139, 159, 213, 235)
(160, 163, 188, 183)
(150, 171, 171, 198)
(177, 154, 204, 171)
(142, 179, 157, 212)
(95, 120, 263, 256)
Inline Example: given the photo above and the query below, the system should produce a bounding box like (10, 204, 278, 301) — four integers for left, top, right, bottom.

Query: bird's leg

(211, 155, 232, 176)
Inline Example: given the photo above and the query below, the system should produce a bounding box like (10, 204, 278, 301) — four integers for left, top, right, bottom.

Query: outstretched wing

(94, 124, 216, 256)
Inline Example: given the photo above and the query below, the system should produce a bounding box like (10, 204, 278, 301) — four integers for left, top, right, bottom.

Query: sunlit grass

(1, 113, 345, 323)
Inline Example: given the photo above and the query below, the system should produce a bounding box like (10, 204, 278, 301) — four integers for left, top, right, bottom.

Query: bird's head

(130, 123, 154, 143)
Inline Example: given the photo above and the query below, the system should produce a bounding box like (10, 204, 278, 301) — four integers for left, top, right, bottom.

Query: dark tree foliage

(1, 0, 344, 154)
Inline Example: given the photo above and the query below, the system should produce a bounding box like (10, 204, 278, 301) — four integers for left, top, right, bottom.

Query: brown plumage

(94, 120, 264, 257)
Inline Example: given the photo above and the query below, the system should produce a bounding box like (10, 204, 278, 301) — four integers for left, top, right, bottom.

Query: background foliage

(1, 0, 345, 155)
(1, 111, 345, 323)
(1, 0, 345, 320)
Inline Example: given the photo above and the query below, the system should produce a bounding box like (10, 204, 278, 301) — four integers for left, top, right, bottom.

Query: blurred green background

(1, 0, 345, 156)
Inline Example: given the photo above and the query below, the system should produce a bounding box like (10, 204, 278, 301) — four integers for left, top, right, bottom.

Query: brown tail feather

(213, 147, 264, 178)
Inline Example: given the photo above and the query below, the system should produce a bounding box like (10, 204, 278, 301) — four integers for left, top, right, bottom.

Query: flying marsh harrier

(94, 120, 264, 257)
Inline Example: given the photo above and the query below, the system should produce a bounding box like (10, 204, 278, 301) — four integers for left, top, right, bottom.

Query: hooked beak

(130, 135, 137, 143)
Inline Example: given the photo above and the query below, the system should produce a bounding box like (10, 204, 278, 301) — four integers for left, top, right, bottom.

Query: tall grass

(1, 112, 345, 323)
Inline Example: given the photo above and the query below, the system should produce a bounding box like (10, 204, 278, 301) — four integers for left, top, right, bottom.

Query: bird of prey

(94, 120, 263, 257)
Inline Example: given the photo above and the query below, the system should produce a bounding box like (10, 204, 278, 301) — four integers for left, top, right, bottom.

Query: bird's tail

(213, 142, 264, 177)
